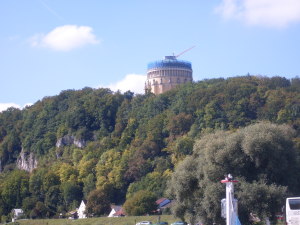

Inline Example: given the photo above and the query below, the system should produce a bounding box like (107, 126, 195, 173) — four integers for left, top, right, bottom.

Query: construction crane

(175, 46, 196, 58)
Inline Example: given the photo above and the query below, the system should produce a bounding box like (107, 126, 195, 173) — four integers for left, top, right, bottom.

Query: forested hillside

(1, 75, 300, 222)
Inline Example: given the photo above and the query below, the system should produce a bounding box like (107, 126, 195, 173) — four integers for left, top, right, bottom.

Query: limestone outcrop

(56, 135, 86, 148)
(16, 148, 38, 172)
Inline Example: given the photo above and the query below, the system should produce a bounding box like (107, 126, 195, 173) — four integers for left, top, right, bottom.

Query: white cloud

(105, 74, 146, 94)
(0, 103, 33, 112)
(215, 0, 300, 28)
(0, 103, 21, 112)
(30, 25, 100, 51)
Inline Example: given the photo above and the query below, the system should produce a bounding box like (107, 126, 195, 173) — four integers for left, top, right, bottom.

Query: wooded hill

(0, 75, 300, 222)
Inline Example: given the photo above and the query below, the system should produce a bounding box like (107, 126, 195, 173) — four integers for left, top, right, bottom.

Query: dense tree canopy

(0, 75, 300, 221)
(168, 122, 298, 225)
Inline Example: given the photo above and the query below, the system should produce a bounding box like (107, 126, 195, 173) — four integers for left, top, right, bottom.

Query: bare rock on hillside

(17, 148, 38, 172)
(56, 135, 86, 148)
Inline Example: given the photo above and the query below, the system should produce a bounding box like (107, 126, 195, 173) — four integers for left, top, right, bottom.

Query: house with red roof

(108, 205, 126, 217)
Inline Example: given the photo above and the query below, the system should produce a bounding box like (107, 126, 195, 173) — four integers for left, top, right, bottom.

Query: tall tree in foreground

(123, 190, 157, 216)
(86, 187, 111, 216)
(168, 122, 299, 225)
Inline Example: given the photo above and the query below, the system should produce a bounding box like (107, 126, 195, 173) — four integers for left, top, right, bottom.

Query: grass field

(16, 215, 179, 225)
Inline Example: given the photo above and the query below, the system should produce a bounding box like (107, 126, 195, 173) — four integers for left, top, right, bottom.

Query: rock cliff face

(56, 135, 86, 148)
(17, 148, 38, 172)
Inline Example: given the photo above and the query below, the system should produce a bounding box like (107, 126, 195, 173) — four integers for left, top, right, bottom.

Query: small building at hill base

(108, 205, 126, 217)
(78, 200, 87, 219)
(11, 208, 24, 222)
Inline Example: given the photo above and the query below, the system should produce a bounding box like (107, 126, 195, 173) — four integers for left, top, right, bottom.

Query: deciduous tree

(168, 122, 298, 225)
(123, 190, 157, 216)
(86, 187, 111, 216)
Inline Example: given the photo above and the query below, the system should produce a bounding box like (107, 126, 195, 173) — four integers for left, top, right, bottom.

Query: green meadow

(17, 215, 177, 225)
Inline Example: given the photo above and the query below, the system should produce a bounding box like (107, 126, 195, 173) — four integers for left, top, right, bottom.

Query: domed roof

(147, 56, 192, 70)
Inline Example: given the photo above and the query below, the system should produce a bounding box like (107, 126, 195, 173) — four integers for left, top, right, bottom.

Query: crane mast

(175, 46, 195, 58)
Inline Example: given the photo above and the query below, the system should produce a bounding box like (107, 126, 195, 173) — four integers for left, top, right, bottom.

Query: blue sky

(1, 0, 300, 111)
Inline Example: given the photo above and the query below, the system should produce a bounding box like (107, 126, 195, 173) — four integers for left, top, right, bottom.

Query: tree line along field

(16, 215, 175, 225)
(1, 75, 300, 224)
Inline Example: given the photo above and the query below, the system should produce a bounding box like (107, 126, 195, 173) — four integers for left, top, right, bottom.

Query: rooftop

(147, 56, 192, 70)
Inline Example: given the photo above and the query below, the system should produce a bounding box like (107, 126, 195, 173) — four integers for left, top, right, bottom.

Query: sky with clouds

(1, 0, 300, 111)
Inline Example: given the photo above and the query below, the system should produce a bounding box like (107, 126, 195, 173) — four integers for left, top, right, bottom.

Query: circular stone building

(145, 55, 193, 95)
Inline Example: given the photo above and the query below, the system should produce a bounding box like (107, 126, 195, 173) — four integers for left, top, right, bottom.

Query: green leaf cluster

(168, 122, 299, 225)
(0, 76, 300, 220)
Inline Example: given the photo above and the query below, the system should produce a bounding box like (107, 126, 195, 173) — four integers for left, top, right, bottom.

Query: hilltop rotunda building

(145, 55, 193, 95)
